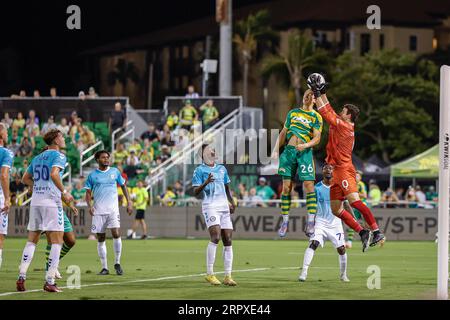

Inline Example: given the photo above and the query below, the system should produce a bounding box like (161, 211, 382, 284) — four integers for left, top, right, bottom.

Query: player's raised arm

(307, 73, 338, 127)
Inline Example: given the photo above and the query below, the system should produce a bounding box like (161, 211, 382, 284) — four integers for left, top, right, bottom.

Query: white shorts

(28, 206, 64, 232)
(310, 221, 345, 249)
(202, 207, 233, 230)
(0, 196, 7, 235)
(91, 213, 121, 234)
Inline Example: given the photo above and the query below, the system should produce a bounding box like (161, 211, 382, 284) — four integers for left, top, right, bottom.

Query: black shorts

(135, 209, 145, 220)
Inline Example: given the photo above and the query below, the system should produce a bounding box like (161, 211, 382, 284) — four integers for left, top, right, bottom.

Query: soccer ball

(307, 73, 326, 90)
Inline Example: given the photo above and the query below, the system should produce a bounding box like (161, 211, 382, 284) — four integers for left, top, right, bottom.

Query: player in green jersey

(272, 89, 323, 237)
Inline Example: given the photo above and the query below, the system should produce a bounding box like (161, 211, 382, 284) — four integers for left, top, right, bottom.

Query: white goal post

(438, 65, 450, 300)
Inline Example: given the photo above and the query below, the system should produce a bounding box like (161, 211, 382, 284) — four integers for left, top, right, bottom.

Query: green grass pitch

(0, 238, 438, 300)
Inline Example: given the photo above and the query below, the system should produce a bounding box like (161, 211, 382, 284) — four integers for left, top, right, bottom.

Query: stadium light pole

(438, 65, 450, 300)
(219, 0, 232, 96)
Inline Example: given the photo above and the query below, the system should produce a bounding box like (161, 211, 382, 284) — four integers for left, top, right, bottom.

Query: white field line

(0, 267, 270, 297)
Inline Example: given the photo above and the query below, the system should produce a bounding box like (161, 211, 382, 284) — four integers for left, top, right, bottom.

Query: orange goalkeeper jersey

(317, 103, 354, 168)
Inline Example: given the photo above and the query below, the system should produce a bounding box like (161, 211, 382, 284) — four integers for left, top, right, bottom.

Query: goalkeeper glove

(307, 73, 327, 98)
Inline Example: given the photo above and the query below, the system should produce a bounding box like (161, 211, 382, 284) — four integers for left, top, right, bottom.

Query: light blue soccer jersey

(315, 181, 340, 226)
(85, 167, 125, 215)
(192, 164, 230, 209)
(27, 149, 66, 207)
(0, 146, 14, 199)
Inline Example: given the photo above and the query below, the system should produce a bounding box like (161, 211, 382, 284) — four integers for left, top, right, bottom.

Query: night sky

(0, 0, 267, 95)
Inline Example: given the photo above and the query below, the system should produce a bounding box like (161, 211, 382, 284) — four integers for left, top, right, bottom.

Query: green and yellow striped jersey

(284, 108, 323, 143)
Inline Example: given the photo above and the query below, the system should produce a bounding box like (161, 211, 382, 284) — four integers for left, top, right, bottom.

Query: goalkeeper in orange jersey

(306, 73, 385, 252)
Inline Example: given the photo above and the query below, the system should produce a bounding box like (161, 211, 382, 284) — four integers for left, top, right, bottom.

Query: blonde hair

(303, 89, 314, 106)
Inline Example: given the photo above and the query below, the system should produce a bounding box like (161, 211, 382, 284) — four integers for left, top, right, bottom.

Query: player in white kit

(299, 164, 351, 282)
(85, 150, 132, 276)
(0, 123, 13, 270)
(17, 129, 74, 292)
(192, 144, 237, 286)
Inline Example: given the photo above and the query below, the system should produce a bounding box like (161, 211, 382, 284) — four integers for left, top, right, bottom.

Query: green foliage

(328, 50, 438, 163)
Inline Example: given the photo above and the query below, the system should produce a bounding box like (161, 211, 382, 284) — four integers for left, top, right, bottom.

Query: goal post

(438, 65, 450, 300)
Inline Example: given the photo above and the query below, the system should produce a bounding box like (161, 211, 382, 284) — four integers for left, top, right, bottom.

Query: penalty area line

(0, 267, 270, 297)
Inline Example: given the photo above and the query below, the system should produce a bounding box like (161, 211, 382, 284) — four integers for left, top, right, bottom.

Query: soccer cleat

(16, 277, 26, 292)
(345, 241, 352, 249)
(278, 220, 289, 238)
(298, 270, 307, 282)
(141, 235, 148, 240)
(205, 274, 221, 285)
(43, 282, 63, 293)
(97, 268, 109, 275)
(114, 263, 124, 276)
(223, 275, 237, 286)
(370, 231, 386, 247)
(359, 229, 372, 252)
(340, 274, 350, 282)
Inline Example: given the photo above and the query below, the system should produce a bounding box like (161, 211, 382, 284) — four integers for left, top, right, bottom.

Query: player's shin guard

(19, 241, 37, 279)
(46, 244, 62, 285)
(223, 246, 233, 276)
(281, 194, 291, 222)
(350, 200, 379, 231)
(306, 192, 317, 216)
(97, 241, 108, 270)
(113, 238, 122, 264)
(206, 242, 217, 275)
(338, 210, 363, 233)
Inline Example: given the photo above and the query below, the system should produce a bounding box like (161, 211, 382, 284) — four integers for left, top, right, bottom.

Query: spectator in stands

(10, 174, 25, 203)
(26, 121, 40, 138)
(382, 188, 400, 208)
(69, 111, 78, 127)
(396, 187, 405, 201)
(185, 85, 200, 98)
(109, 101, 127, 133)
(368, 179, 381, 207)
(173, 180, 183, 199)
(33, 90, 40, 98)
(140, 123, 158, 141)
(72, 181, 87, 207)
(8, 138, 20, 156)
(12, 112, 25, 130)
(426, 186, 438, 202)
(126, 150, 140, 166)
(199, 100, 219, 130)
(415, 185, 427, 207)
(70, 117, 82, 143)
(1, 112, 13, 128)
(179, 100, 198, 131)
(27, 109, 39, 126)
(140, 148, 153, 165)
(124, 157, 144, 180)
(406, 186, 418, 208)
(160, 124, 174, 146)
(80, 125, 96, 147)
(237, 183, 247, 199)
(160, 145, 171, 162)
(50, 87, 58, 98)
(113, 143, 128, 165)
(88, 87, 99, 98)
(129, 139, 143, 154)
(18, 136, 33, 157)
(256, 177, 276, 202)
(41, 115, 57, 135)
(78, 91, 86, 100)
(160, 186, 177, 206)
(243, 187, 264, 207)
(166, 111, 179, 130)
(19, 90, 26, 98)
(57, 117, 70, 136)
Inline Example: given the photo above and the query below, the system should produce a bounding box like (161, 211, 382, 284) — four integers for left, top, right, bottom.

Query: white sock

(97, 241, 108, 270)
(19, 241, 36, 279)
(113, 238, 122, 265)
(46, 244, 62, 285)
(223, 246, 233, 276)
(282, 215, 289, 223)
(339, 253, 347, 276)
(302, 247, 315, 273)
(206, 242, 218, 275)
(0, 249, 2, 269)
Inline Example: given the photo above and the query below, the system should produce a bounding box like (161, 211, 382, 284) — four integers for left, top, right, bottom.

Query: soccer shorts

(278, 145, 315, 181)
(310, 221, 345, 249)
(135, 209, 145, 220)
(330, 166, 358, 200)
(0, 195, 7, 235)
(91, 213, 121, 234)
(202, 207, 233, 230)
(64, 212, 73, 233)
(28, 206, 64, 232)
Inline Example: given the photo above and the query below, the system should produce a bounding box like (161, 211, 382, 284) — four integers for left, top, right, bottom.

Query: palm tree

(261, 29, 329, 104)
(107, 59, 140, 95)
(234, 10, 278, 105)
